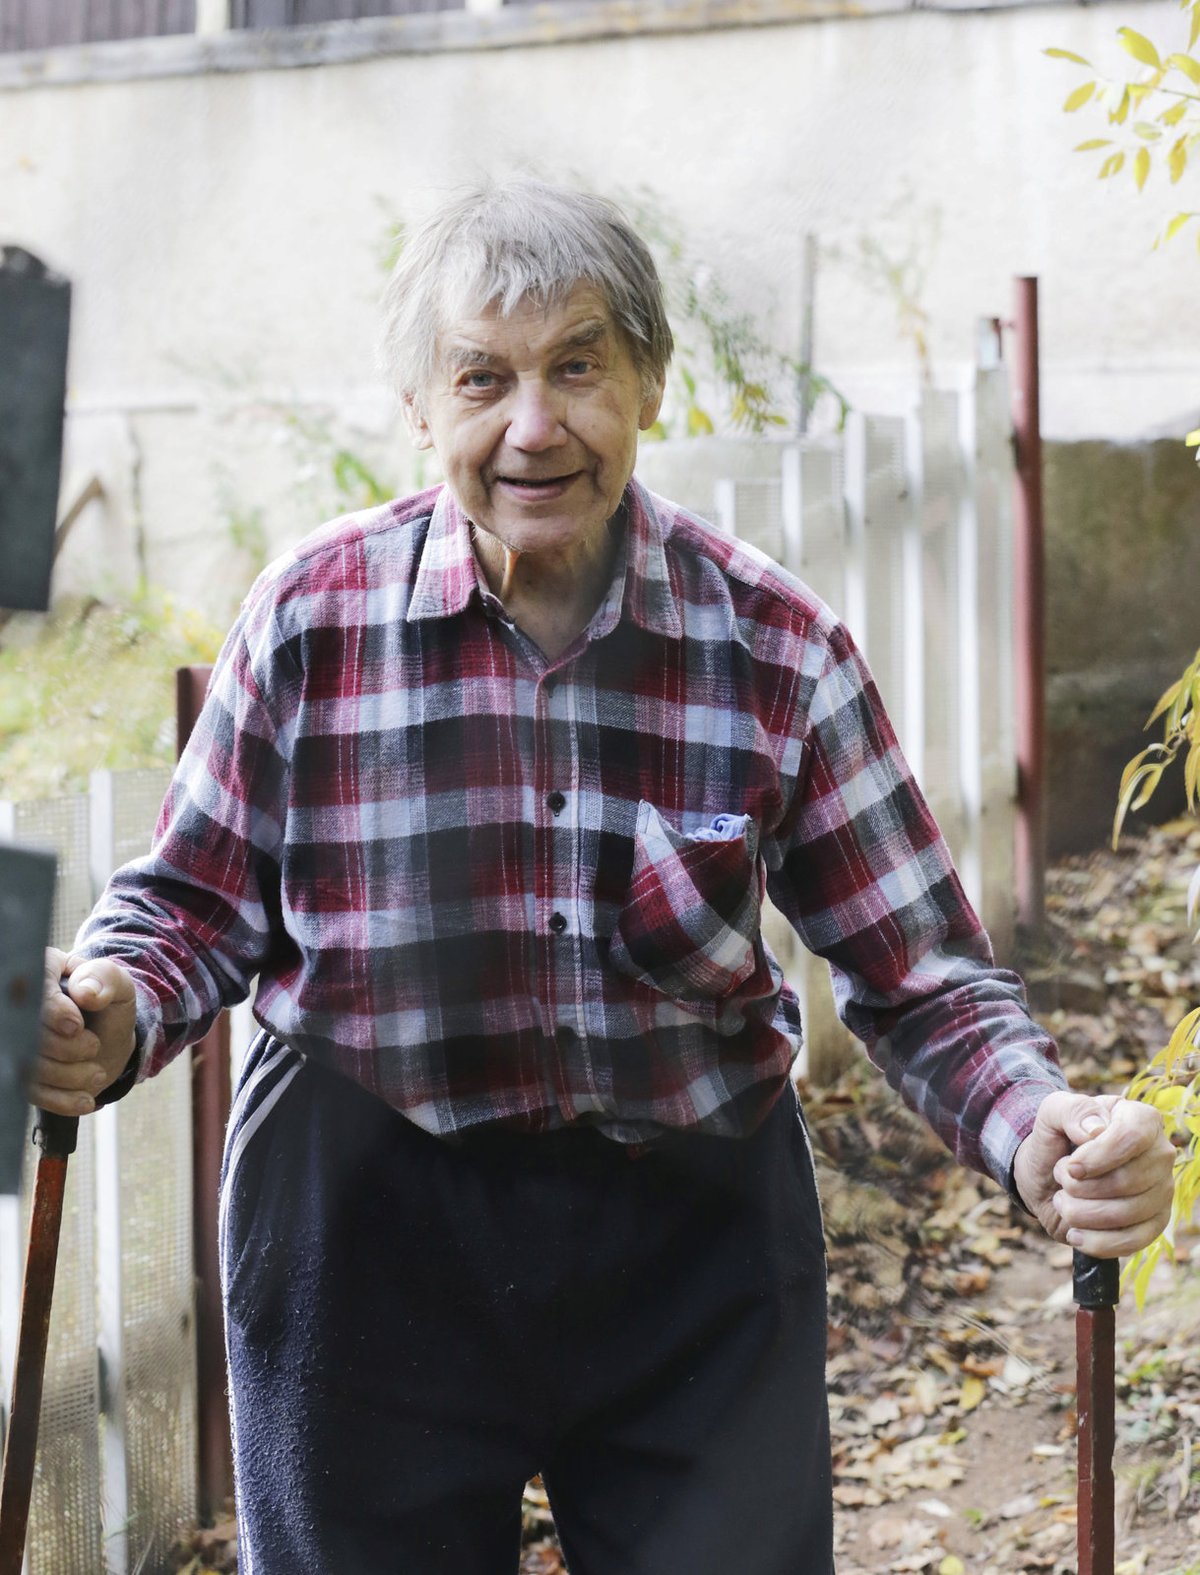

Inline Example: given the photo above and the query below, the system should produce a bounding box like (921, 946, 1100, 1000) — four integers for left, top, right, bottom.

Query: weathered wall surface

(0, 1, 1194, 608)
(1045, 438, 1200, 855)
(1, 1, 1196, 853)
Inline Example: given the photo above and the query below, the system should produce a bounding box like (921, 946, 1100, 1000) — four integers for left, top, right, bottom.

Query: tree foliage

(1046, 0, 1200, 274)
(1049, 0, 1200, 1305)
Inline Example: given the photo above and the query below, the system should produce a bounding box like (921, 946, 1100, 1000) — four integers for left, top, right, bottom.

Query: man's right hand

(32, 948, 138, 1117)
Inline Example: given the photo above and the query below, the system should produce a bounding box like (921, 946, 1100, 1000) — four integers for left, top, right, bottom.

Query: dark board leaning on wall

(0, 0, 195, 52)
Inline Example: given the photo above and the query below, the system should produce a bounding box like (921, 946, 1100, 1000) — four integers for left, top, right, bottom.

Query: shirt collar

(407, 478, 683, 641)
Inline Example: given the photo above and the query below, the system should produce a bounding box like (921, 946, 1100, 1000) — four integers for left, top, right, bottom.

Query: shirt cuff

(979, 1076, 1068, 1210)
(92, 982, 164, 1107)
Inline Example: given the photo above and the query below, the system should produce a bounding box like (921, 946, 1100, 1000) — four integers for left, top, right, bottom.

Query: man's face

(406, 283, 663, 562)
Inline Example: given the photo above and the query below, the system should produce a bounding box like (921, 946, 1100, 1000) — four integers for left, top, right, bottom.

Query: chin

(492, 512, 601, 552)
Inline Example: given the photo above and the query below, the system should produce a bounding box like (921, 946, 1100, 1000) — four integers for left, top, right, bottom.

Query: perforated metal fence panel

(969, 366, 1018, 960)
(92, 769, 197, 1575)
(917, 388, 969, 873)
(843, 412, 917, 764)
(96, 1056, 197, 1573)
(712, 476, 783, 562)
(633, 437, 787, 528)
(692, 375, 1019, 1076)
(0, 771, 196, 1575)
(780, 441, 846, 618)
(0, 794, 103, 1575)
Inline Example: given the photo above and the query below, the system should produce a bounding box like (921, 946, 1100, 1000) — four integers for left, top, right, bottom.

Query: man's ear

(401, 393, 434, 451)
(638, 375, 666, 433)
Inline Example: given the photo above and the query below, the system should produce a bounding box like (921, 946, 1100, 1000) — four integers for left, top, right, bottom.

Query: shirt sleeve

(765, 616, 1067, 1194)
(71, 580, 299, 1084)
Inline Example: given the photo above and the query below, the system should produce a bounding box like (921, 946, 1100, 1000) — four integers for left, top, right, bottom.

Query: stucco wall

(1, 1, 1195, 608)
(1044, 437, 1200, 855)
(2, 1, 1197, 856)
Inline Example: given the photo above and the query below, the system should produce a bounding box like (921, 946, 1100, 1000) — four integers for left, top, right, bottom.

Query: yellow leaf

(1191, 8, 1200, 53)
(1147, 674, 1186, 725)
(1111, 87, 1132, 125)
(1064, 81, 1096, 112)
(1132, 762, 1164, 808)
(1045, 47, 1092, 66)
(1186, 428, 1200, 446)
(1135, 121, 1164, 139)
(939, 1559, 966, 1575)
(959, 1375, 987, 1412)
(1075, 138, 1113, 150)
(1159, 99, 1189, 126)
(1167, 52, 1200, 84)
(1189, 744, 1200, 810)
(1100, 151, 1126, 180)
(1135, 145, 1152, 189)
(1120, 27, 1163, 69)
(686, 405, 714, 437)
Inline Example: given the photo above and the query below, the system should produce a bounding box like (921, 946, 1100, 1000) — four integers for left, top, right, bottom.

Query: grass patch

(0, 591, 226, 802)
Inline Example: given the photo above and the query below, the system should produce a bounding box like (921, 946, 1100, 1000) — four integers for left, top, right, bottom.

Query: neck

(473, 522, 620, 660)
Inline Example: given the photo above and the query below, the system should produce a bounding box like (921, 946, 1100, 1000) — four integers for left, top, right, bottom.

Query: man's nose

(505, 378, 568, 450)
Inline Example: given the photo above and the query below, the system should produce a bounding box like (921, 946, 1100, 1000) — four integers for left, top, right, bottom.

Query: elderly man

(35, 179, 1172, 1574)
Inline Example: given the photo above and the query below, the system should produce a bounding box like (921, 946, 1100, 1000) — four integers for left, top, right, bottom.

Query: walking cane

(0, 1108, 79, 1575)
(1074, 1249, 1119, 1575)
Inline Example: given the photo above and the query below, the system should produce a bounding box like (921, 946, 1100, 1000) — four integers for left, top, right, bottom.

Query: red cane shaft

(1076, 1303, 1116, 1575)
(0, 1152, 70, 1575)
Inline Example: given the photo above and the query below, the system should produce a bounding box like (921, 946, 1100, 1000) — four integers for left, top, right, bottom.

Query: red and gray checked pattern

(75, 477, 1065, 1187)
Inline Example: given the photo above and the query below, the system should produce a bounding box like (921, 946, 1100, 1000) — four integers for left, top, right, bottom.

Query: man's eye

(464, 371, 496, 389)
(563, 359, 594, 377)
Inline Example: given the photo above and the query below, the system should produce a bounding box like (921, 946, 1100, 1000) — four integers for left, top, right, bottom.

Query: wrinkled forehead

(436, 273, 607, 339)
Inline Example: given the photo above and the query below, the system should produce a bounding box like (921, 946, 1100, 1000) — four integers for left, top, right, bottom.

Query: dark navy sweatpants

(220, 1033, 833, 1574)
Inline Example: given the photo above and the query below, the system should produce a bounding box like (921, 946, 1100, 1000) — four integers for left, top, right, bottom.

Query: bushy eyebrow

(443, 318, 611, 373)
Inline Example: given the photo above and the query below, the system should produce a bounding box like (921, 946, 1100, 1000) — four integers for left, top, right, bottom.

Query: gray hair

(378, 177, 674, 407)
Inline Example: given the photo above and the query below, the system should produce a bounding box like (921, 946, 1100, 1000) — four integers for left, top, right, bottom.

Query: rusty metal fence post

(1010, 276, 1047, 936)
(176, 666, 234, 1523)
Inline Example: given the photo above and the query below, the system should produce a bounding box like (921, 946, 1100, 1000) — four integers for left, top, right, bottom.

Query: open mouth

(496, 473, 578, 497)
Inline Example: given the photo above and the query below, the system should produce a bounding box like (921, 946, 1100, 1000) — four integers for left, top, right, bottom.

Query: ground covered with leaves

(172, 820, 1200, 1575)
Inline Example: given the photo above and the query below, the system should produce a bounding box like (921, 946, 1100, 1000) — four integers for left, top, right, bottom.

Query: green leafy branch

(1046, 0, 1200, 248)
(617, 184, 848, 438)
(1114, 645, 1200, 848)
(1122, 1005, 1200, 1309)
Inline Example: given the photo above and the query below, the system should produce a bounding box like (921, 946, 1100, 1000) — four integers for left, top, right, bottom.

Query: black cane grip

(32, 1110, 79, 1159)
(29, 978, 83, 1158)
(1073, 1249, 1120, 1308)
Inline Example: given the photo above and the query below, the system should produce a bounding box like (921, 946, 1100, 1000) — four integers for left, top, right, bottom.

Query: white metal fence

(0, 359, 1017, 1573)
(0, 772, 196, 1575)
(636, 365, 1018, 1075)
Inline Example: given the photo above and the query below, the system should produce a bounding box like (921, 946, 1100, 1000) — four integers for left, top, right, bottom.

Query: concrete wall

(1045, 437, 1200, 854)
(2, 0, 1198, 851)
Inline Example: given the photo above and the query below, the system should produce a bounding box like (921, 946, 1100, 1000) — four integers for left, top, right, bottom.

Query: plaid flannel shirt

(76, 478, 1065, 1188)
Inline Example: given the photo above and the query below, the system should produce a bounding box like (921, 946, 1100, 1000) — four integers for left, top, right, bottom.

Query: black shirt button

(548, 912, 567, 935)
(547, 791, 566, 814)
(556, 1024, 577, 1046)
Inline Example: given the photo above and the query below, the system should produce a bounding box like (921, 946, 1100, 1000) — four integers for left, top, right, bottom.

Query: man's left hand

(1012, 1091, 1175, 1259)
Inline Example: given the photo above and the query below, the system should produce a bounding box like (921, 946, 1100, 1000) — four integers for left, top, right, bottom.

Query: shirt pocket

(607, 800, 770, 1013)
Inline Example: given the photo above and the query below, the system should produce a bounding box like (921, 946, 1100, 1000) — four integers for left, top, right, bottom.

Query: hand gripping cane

(1074, 1250, 1120, 1575)
(0, 1109, 79, 1575)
